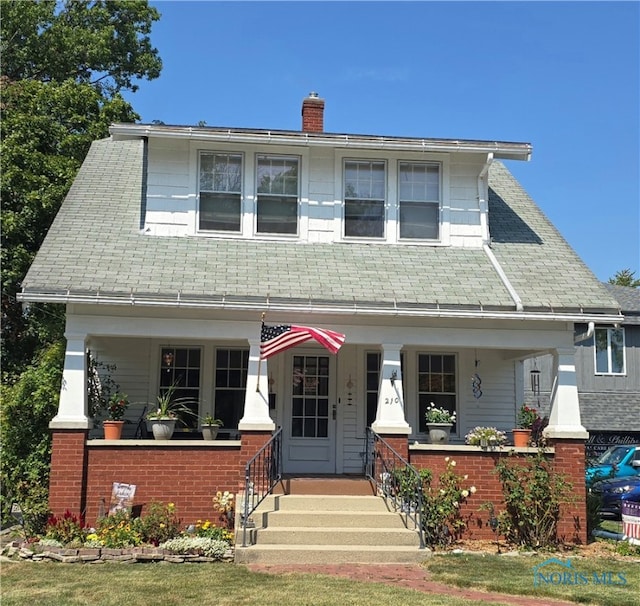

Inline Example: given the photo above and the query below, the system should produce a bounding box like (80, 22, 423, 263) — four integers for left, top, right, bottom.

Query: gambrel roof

(19, 136, 621, 321)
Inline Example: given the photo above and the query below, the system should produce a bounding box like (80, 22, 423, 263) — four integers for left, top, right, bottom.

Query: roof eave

(108, 124, 532, 162)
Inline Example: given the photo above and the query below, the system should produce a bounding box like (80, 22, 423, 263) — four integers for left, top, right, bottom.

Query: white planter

(427, 423, 452, 444)
(201, 426, 219, 441)
(150, 418, 176, 440)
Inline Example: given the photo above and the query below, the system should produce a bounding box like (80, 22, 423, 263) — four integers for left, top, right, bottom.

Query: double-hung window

(256, 155, 299, 234)
(344, 160, 386, 238)
(199, 153, 242, 232)
(417, 353, 456, 433)
(398, 162, 440, 240)
(594, 327, 625, 374)
(159, 347, 201, 430)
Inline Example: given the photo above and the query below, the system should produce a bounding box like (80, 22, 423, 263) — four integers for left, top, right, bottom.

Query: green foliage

(140, 502, 181, 545)
(1, 0, 162, 95)
(608, 268, 640, 288)
(419, 458, 477, 548)
(489, 449, 573, 549)
(0, 342, 64, 534)
(160, 536, 230, 558)
(94, 510, 143, 548)
(86, 354, 119, 421)
(45, 510, 87, 545)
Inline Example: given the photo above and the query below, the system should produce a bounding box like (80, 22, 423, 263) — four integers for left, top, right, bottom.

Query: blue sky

(123, 1, 639, 283)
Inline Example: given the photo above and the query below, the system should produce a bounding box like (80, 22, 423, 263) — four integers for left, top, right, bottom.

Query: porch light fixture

(163, 351, 174, 371)
(530, 360, 540, 396)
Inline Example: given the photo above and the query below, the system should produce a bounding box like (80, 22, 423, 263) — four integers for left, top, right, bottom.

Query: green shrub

(489, 449, 573, 549)
(140, 502, 181, 545)
(95, 510, 143, 547)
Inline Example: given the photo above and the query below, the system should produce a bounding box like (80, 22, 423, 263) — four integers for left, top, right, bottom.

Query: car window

(597, 446, 632, 465)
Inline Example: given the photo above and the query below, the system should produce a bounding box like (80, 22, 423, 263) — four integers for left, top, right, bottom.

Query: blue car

(585, 445, 640, 484)
(590, 475, 640, 519)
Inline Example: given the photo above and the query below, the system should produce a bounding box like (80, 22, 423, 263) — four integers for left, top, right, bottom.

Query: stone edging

(1, 542, 234, 564)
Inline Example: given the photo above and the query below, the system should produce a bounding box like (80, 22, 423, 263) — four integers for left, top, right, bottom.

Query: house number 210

(384, 397, 399, 405)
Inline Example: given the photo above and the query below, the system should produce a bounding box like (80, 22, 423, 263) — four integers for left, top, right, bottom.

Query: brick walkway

(246, 563, 576, 606)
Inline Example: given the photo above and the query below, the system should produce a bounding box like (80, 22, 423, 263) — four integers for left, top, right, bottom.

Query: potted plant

(425, 402, 456, 444)
(103, 393, 129, 439)
(200, 414, 223, 441)
(464, 426, 507, 449)
(146, 384, 196, 440)
(513, 404, 540, 447)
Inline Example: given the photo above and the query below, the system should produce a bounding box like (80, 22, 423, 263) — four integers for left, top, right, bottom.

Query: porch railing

(240, 427, 283, 548)
(364, 428, 425, 549)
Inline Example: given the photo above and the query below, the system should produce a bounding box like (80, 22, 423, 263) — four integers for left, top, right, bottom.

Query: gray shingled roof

(20, 137, 620, 318)
(604, 284, 640, 324)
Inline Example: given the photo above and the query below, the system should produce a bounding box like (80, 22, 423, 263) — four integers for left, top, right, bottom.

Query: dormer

(110, 93, 531, 248)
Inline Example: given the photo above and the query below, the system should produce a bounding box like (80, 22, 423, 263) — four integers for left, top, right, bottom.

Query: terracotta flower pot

(512, 428, 532, 447)
(103, 420, 125, 440)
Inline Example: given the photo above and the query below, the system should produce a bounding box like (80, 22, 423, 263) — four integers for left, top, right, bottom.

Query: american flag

(260, 323, 345, 359)
(622, 501, 640, 544)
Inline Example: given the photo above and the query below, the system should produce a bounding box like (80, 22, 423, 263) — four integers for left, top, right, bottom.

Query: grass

(2, 550, 640, 605)
(0, 560, 512, 606)
(424, 552, 640, 606)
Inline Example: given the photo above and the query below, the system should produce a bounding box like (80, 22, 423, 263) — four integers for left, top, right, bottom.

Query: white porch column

(372, 344, 411, 435)
(50, 333, 91, 429)
(544, 347, 588, 439)
(238, 340, 276, 431)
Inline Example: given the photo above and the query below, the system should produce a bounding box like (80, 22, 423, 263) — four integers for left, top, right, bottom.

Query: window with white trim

(398, 162, 440, 239)
(594, 327, 625, 374)
(256, 155, 299, 234)
(344, 160, 386, 238)
(198, 153, 242, 232)
(214, 348, 249, 431)
(417, 353, 456, 433)
(159, 347, 201, 430)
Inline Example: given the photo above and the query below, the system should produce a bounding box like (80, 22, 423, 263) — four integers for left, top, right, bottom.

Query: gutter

(108, 124, 533, 161)
(17, 290, 622, 324)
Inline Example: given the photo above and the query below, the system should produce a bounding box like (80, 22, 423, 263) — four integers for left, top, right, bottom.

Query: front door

(283, 352, 336, 473)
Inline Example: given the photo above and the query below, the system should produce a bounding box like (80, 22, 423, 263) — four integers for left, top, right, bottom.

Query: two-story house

(524, 284, 640, 459)
(19, 93, 622, 549)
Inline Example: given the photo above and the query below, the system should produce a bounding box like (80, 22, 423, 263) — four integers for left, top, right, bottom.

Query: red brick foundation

(49, 429, 89, 518)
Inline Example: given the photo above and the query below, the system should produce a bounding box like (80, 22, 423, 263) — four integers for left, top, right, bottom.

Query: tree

(0, 0, 162, 531)
(608, 269, 640, 288)
(1, 0, 162, 379)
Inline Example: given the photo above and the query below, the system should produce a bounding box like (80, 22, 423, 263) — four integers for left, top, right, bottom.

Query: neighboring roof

(579, 393, 640, 432)
(604, 283, 640, 324)
(109, 123, 532, 161)
(19, 136, 620, 321)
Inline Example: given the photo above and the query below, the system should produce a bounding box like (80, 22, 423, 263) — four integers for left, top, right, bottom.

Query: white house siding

(141, 140, 486, 248)
(144, 140, 192, 235)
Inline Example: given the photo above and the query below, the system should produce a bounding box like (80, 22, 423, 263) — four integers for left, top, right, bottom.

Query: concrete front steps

(234, 492, 428, 565)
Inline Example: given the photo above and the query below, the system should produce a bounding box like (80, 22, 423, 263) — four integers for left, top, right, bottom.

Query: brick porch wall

(410, 441, 587, 544)
(49, 430, 89, 518)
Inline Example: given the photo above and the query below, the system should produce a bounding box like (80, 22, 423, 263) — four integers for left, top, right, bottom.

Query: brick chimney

(301, 92, 325, 132)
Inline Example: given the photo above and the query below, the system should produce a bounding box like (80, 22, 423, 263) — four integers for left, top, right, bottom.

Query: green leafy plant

(488, 449, 573, 549)
(517, 404, 539, 429)
(146, 384, 196, 421)
(425, 403, 456, 424)
(95, 510, 143, 548)
(201, 414, 223, 427)
(107, 392, 129, 421)
(465, 426, 507, 447)
(87, 354, 119, 420)
(44, 510, 87, 546)
(140, 502, 181, 545)
(419, 457, 477, 547)
(193, 519, 233, 544)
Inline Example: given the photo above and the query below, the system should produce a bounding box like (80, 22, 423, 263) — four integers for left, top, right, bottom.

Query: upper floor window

(398, 162, 440, 240)
(256, 155, 299, 234)
(594, 327, 625, 374)
(199, 153, 242, 232)
(344, 160, 386, 238)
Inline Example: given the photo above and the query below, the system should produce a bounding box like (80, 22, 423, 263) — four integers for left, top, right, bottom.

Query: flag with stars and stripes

(260, 323, 345, 359)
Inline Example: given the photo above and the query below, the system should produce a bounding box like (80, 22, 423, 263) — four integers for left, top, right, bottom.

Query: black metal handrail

(241, 427, 283, 547)
(365, 427, 425, 549)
